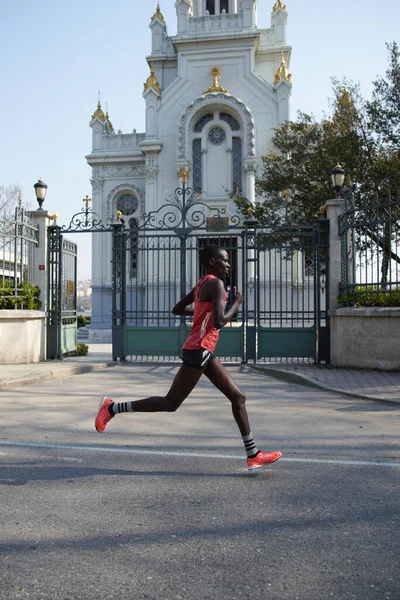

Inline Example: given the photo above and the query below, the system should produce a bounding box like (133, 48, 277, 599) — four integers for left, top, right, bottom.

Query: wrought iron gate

(111, 182, 329, 363)
(47, 199, 113, 359)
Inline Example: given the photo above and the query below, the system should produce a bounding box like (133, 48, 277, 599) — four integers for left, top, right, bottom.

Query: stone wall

(0, 311, 46, 364)
(330, 308, 400, 370)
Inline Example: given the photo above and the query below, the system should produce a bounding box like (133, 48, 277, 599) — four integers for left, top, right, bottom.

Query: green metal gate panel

(258, 327, 316, 359)
(216, 326, 244, 360)
(125, 325, 190, 358)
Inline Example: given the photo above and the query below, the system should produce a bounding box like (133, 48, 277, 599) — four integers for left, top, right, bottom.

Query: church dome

(144, 67, 161, 94)
(91, 100, 106, 122)
(274, 53, 292, 86)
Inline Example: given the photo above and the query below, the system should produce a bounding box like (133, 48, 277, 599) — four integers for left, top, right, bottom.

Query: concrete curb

(0, 362, 116, 390)
(250, 366, 400, 405)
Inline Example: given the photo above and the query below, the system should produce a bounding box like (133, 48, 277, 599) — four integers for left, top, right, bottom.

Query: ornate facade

(86, 0, 292, 340)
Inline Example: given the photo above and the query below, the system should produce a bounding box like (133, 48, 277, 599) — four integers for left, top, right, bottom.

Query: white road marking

(1, 440, 399, 468)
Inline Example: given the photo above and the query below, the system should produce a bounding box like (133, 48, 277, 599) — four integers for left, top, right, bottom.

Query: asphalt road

(1, 364, 399, 600)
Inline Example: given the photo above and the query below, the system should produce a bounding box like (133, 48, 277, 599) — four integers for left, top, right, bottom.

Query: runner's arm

(210, 279, 243, 330)
(171, 288, 195, 316)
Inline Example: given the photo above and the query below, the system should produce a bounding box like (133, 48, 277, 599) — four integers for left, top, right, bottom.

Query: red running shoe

(247, 451, 282, 471)
(95, 396, 114, 433)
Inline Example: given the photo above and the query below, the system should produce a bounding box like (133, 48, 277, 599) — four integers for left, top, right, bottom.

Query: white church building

(86, 0, 292, 341)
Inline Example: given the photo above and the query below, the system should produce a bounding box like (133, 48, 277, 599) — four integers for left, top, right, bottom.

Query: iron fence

(339, 193, 400, 305)
(0, 205, 39, 309)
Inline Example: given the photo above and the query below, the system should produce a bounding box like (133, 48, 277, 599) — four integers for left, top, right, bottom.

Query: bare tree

(0, 184, 22, 217)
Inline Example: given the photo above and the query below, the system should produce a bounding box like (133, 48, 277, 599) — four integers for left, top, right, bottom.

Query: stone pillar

(324, 198, 345, 311)
(27, 209, 55, 358)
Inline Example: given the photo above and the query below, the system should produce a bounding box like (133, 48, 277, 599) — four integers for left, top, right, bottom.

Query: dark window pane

(206, 0, 215, 14)
(193, 139, 202, 193)
(194, 113, 214, 132)
(221, 0, 229, 12)
(220, 112, 240, 130)
(232, 137, 242, 193)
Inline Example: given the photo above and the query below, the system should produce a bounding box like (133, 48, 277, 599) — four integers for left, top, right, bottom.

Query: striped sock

(110, 402, 135, 415)
(242, 432, 259, 458)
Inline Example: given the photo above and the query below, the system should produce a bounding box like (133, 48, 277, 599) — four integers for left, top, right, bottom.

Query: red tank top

(182, 275, 227, 353)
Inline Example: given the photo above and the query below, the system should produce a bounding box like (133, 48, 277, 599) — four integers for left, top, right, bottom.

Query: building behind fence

(0, 205, 39, 309)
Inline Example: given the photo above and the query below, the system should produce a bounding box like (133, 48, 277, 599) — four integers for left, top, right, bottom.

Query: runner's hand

(232, 287, 244, 305)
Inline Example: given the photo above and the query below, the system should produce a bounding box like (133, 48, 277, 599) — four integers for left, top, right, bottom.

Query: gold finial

(151, 3, 165, 23)
(273, 0, 287, 12)
(178, 167, 190, 184)
(274, 52, 292, 86)
(116, 210, 122, 220)
(91, 99, 106, 122)
(83, 195, 91, 209)
(204, 67, 229, 94)
(50, 213, 59, 222)
(282, 189, 292, 201)
(143, 64, 161, 94)
(105, 109, 114, 133)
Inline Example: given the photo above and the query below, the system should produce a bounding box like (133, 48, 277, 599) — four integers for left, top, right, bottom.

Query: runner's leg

(120, 363, 203, 413)
(203, 358, 250, 436)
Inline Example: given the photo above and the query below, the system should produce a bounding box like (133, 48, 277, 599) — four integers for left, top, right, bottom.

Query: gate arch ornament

(177, 93, 255, 161)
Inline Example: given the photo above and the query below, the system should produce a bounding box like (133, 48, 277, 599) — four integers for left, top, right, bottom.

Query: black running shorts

(181, 348, 216, 370)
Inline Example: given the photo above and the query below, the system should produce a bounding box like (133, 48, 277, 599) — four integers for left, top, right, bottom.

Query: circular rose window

(117, 194, 139, 215)
(208, 126, 226, 145)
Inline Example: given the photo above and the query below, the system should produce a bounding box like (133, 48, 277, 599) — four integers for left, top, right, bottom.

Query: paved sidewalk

(0, 344, 115, 390)
(253, 363, 400, 404)
(0, 343, 399, 404)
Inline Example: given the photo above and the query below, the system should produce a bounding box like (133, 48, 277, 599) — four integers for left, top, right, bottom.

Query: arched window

(191, 109, 243, 196)
(115, 193, 140, 279)
(221, 0, 229, 13)
(206, 0, 215, 14)
(194, 113, 214, 132)
(220, 112, 240, 130)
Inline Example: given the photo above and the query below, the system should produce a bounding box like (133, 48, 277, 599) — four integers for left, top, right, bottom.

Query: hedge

(0, 282, 41, 310)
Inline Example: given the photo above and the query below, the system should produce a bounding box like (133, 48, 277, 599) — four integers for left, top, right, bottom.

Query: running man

(95, 245, 282, 471)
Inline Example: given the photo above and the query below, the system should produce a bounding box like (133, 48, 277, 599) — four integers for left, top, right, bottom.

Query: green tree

(231, 44, 400, 225)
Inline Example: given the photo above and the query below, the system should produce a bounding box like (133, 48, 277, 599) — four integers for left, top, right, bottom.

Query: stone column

(28, 209, 55, 358)
(324, 198, 345, 311)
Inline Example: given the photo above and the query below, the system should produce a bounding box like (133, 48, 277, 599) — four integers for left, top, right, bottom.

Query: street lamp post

(331, 164, 346, 198)
(34, 177, 48, 209)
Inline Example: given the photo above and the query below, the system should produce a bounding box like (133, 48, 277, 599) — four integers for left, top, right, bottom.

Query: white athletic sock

(242, 432, 259, 458)
(111, 402, 135, 415)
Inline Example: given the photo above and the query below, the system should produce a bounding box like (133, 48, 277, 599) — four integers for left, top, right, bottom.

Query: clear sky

(0, 0, 398, 279)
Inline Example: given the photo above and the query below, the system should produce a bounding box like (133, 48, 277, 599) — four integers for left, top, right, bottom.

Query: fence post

(27, 210, 55, 358)
(324, 198, 345, 311)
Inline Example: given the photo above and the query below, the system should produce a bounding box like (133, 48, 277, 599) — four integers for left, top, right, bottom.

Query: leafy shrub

(76, 343, 89, 356)
(338, 285, 400, 307)
(0, 281, 41, 310)
(77, 315, 91, 328)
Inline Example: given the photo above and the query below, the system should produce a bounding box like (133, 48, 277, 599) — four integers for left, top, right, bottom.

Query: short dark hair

(199, 245, 224, 267)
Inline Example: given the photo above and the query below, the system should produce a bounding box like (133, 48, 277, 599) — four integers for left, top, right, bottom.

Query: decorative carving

(208, 126, 226, 145)
(243, 158, 259, 174)
(204, 67, 228, 94)
(92, 167, 102, 180)
(189, 13, 240, 34)
(178, 94, 255, 160)
(103, 164, 145, 178)
(145, 152, 159, 180)
(91, 179, 104, 192)
(106, 183, 145, 222)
